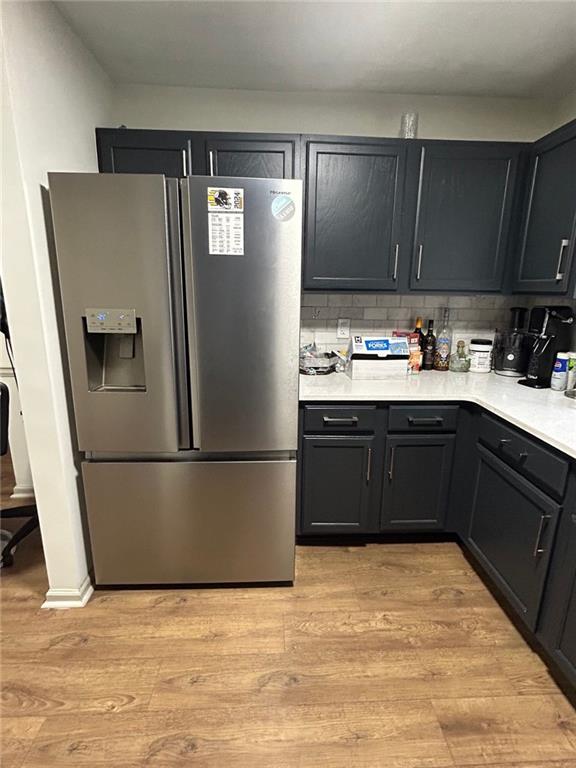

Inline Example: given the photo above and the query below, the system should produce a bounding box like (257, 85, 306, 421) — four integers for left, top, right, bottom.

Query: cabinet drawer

(303, 405, 377, 433)
(479, 414, 569, 501)
(388, 405, 459, 432)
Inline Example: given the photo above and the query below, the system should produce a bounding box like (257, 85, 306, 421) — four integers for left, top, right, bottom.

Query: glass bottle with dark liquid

(423, 320, 436, 370)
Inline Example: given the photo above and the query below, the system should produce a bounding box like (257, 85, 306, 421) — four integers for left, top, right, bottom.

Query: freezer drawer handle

(533, 514, 552, 557)
(555, 239, 569, 281)
(322, 416, 359, 426)
(407, 416, 443, 426)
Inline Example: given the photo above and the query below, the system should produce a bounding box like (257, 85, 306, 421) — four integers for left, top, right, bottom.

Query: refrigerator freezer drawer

(82, 459, 296, 585)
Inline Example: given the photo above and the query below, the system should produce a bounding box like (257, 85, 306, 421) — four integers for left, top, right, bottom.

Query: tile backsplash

(301, 293, 576, 351)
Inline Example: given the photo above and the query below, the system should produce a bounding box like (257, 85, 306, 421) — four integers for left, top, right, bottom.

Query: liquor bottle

(414, 316, 425, 350)
(434, 308, 452, 372)
(422, 320, 436, 370)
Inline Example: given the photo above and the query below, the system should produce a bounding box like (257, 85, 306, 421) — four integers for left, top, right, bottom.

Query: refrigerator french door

(49, 172, 302, 585)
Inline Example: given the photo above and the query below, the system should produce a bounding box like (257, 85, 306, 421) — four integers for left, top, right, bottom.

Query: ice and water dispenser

(83, 308, 145, 392)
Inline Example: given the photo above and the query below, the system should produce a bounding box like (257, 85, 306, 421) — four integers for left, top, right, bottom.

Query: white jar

(469, 339, 493, 373)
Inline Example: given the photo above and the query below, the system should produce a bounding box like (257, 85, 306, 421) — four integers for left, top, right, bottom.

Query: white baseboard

(42, 574, 94, 609)
(10, 485, 35, 501)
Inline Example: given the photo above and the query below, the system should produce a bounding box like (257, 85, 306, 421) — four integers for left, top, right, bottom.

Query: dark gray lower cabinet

(467, 444, 561, 629)
(381, 434, 455, 530)
(301, 435, 376, 534)
(538, 473, 576, 689)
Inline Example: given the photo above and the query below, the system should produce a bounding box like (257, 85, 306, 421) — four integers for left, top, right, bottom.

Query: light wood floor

(1, 454, 575, 767)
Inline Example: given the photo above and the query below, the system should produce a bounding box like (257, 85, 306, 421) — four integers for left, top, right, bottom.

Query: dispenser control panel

(85, 308, 137, 334)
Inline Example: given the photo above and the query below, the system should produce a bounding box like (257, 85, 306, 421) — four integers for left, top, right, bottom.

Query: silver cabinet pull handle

(182, 149, 188, 176)
(366, 447, 372, 484)
(499, 438, 512, 449)
(416, 244, 423, 280)
(388, 446, 395, 482)
(393, 243, 399, 281)
(555, 239, 569, 281)
(209, 150, 215, 176)
(533, 514, 551, 557)
(322, 416, 358, 425)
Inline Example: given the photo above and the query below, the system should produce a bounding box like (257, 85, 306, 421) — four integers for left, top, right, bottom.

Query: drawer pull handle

(499, 438, 512, 449)
(366, 447, 372, 484)
(533, 514, 552, 558)
(323, 416, 359, 425)
(407, 416, 443, 426)
(518, 451, 529, 462)
(388, 446, 396, 483)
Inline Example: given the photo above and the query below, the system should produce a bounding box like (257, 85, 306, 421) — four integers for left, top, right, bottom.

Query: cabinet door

(304, 139, 407, 291)
(381, 434, 455, 530)
(513, 134, 576, 293)
(410, 143, 519, 291)
(205, 135, 299, 179)
(538, 479, 576, 689)
(467, 444, 560, 629)
(96, 128, 198, 176)
(301, 435, 375, 534)
(558, 583, 576, 680)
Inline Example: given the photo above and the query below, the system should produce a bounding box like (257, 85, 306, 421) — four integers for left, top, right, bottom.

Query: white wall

(553, 89, 576, 130)
(111, 84, 560, 141)
(1, 1, 112, 607)
(0, 332, 34, 500)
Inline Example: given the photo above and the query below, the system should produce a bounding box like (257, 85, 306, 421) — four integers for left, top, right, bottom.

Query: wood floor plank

(22, 701, 455, 767)
(1, 660, 161, 717)
(149, 645, 517, 712)
(495, 647, 561, 696)
(1, 613, 285, 662)
(1, 717, 45, 768)
(285, 606, 525, 653)
(432, 694, 576, 765)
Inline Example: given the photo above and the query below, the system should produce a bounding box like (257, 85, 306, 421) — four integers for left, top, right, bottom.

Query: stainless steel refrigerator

(49, 172, 302, 585)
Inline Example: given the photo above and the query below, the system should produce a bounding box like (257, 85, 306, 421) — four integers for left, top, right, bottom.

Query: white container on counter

(567, 352, 576, 390)
(469, 338, 493, 373)
(551, 352, 569, 391)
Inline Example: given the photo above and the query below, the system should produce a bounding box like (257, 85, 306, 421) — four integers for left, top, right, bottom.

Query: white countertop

(299, 371, 576, 460)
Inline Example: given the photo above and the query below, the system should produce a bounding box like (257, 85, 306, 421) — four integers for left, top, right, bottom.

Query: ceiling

(57, 1, 576, 98)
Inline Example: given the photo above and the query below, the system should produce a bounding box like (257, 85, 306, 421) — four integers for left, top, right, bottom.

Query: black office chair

(0, 282, 38, 567)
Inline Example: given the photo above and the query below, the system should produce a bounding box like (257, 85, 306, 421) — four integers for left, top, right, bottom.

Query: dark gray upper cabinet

(513, 123, 576, 294)
(96, 128, 200, 176)
(409, 143, 520, 291)
(381, 433, 455, 530)
(300, 434, 377, 534)
(467, 444, 560, 629)
(205, 134, 299, 179)
(303, 138, 407, 291)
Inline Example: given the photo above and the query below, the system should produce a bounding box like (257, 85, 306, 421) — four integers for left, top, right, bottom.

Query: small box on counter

(347, 335, 409, 380)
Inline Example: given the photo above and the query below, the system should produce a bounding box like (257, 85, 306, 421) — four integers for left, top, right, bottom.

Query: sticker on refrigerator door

(208, 212, 244, 255)
(207, 187, 244, 212)
(270, 194, 295, 222)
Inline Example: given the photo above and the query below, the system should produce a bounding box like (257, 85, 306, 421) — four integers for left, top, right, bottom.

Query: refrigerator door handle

(180, 178, 202, 450)
(166, 179, 191, 450)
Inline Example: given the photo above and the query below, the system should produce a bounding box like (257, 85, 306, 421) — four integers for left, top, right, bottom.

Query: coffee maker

(518, 306, 574, 389)
(493, 307, 531, 377)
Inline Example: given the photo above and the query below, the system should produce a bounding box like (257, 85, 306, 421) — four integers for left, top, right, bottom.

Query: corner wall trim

(41, 574, 94, 609)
